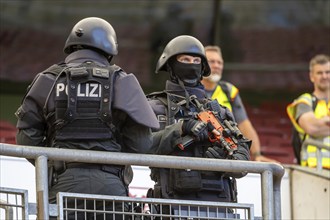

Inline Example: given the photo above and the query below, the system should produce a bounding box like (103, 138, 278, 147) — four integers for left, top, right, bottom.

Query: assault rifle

(177, 97, 242, 155)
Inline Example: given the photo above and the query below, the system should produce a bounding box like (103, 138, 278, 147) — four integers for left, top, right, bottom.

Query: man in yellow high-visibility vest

(287, 54, 330, 169)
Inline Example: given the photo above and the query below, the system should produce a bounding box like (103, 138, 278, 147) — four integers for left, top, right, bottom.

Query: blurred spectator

(287, 54, 330, 169)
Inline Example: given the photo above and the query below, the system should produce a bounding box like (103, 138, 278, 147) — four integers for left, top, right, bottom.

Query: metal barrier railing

(0, 187, 29, 220)
(0, 143, 285, 220)
(0, 189, 253, 220)
(57, 192, 254, 220)
(301, 138, 330, 171)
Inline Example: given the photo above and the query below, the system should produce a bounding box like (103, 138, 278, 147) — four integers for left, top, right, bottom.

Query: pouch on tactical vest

(170, 169, 202, 193)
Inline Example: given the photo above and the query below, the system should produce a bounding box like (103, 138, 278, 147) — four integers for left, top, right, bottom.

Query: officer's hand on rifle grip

(205, 146, 225, 159)
(182, 119, 209, 141)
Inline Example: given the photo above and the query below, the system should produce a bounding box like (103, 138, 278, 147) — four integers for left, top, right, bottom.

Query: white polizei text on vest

(56, 83, 101, 97)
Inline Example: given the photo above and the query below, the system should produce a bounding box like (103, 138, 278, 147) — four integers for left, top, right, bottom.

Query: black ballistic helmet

(155, 35, 210, 77)
(64, 17, 118, 56)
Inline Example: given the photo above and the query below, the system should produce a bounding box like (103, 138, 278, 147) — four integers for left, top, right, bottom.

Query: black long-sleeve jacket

(16, 49, 159, 156)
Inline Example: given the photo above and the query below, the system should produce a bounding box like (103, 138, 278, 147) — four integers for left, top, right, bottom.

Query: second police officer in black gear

(15, 17, 159, 219)
(147, 35, 251, 213)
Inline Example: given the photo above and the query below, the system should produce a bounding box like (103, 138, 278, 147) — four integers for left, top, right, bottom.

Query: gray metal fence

(0, 187, 29, 220)
(57, 192, 254, 220)
(0, 143, 285, 220)
(0, 188, 253, 220)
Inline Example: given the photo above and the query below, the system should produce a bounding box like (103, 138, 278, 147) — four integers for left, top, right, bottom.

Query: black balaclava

(167, 56, 203, 108)
(168, 57, 202, 87)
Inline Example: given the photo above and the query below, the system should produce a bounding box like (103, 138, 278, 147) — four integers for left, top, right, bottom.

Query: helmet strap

(107, 55, 113, 63)
(177, 78, 190, 109)
(167, 62, 178, 83)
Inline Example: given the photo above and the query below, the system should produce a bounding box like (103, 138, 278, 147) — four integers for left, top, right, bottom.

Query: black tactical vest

(148, 92, 236, 200)
(45, 62, 120, 143)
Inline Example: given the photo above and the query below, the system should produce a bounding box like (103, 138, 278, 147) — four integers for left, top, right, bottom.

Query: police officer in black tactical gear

(147, 35, 251, 215)
(15, 17, 159, 219)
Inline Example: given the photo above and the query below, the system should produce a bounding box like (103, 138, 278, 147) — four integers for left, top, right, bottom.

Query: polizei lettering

(56, 82, 101, 97)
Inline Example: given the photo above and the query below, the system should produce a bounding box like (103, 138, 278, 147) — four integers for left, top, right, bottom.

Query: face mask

(204, 73, 221, 83)
(170, 60, 202, 86)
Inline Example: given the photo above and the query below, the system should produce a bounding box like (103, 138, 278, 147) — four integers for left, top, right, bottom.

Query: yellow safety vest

(211, 82, 239, 112)
(287, 93, 330, 169)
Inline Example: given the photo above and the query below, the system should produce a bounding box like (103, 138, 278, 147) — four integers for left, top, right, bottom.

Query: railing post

(261, 170, 273, 220)
(35, 155, 49, 220)
(273, 170, 282, 220)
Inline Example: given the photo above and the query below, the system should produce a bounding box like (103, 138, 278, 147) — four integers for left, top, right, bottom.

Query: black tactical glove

(205, 146, 225, 159)
(182, 119, 209, 141)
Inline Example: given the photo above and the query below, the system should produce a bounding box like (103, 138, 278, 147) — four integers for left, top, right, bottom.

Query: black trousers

(49, 167, 128, 220)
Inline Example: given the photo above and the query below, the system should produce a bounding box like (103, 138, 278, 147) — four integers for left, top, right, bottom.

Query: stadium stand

(0, 120, 16, 144)
(246, 102, 296, 164)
